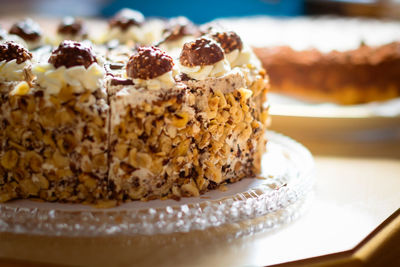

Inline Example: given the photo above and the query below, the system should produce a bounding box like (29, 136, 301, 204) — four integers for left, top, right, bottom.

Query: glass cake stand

(0, 131, 314, 237)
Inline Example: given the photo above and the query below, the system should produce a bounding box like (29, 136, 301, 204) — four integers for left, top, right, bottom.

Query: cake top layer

(214, 16, 400, 53)
(0, 9, 263, 95)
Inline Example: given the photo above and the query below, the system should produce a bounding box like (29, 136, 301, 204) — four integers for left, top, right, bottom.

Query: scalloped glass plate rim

(0, 131, 314, 236)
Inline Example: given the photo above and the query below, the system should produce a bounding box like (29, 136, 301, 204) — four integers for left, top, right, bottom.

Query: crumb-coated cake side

(108, 43, 267, 201)
(0, 41, 109, 203)
(0, 9, 269, 204)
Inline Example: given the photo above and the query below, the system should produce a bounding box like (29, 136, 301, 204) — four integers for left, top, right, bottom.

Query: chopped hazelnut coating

(109, 70, 268, 201)
(0, 84, 110, 203)
(9, 18, 42, 42)
(179, 38, 224, 67)
(48, 40, 97, 69)
(126, 46, 174, 79)
(0, 41, 32, 64)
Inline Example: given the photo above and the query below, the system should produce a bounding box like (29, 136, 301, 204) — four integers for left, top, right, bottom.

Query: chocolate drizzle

(126, 46, 174, 79)
(109, 9, 145, 31)
(48, 40, 97, 69)
(9, 18, 42, 42)
(110, 77, 134, 86)
(108, 62, 125, 70)
(179, 38, 224, 67)
(0, 41, 32, 64)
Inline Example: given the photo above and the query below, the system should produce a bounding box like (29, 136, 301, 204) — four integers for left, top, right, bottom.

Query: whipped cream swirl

(133, 70, 175, 90)
(0, 59, 30, 82)
(33, 62, 105, 94)
(226, 45, 261, 68)
(179, 59, 230, 80)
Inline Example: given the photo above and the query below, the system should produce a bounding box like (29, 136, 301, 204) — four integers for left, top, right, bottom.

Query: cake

(216, 16, 400, 105)
(0, 9, 269, 204)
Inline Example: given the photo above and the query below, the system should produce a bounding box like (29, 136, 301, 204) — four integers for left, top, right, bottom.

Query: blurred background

(0, 0, 399, 21)
(0, 0, 399, 159)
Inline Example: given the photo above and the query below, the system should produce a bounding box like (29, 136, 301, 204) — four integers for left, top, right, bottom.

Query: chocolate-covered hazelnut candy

(0, 41, 32, 64)
(109, 9, 145, 31)
(179, 38, 224, 67)
(9, 18, 42, 42)
(48, 40, 97, 69)
(57, 17, 88, 38)
(126, 46, 174, 79)
(163, 17, 200, 42)
(211, 31, 243, 53)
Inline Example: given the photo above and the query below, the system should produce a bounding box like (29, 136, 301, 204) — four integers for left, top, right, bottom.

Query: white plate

(268, 94, 400, 158)
(269, 93, 400, 119)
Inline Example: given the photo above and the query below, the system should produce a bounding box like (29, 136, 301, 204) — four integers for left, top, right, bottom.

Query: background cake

(0, 10, 269, 204)
(216, 16, 400, 105)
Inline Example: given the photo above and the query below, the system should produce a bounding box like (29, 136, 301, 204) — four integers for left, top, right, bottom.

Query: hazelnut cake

(0, 9, 269, 204)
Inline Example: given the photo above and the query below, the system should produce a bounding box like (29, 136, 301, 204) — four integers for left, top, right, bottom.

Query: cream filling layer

(33, 63, 105, 94)
(0, 59, 30, 82)
(179, 59, 231, 80)
(133, 71, 175, 90)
